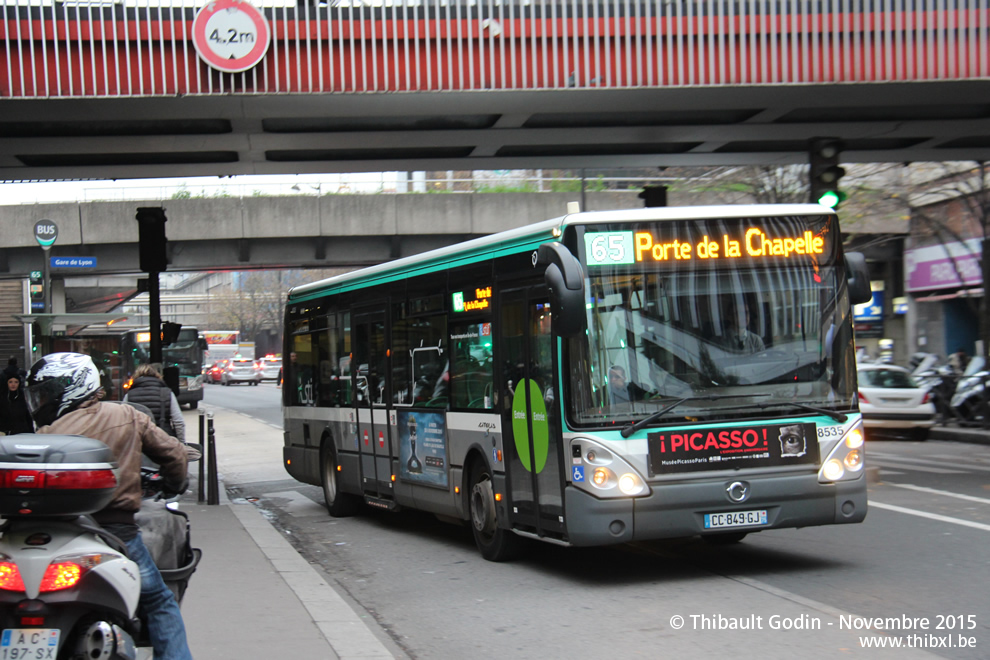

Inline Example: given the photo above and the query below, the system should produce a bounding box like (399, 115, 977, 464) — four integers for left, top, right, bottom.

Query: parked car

(256, 356, 282, 382)
(221, 357, 261, 386)
(857, 363, 936, 440)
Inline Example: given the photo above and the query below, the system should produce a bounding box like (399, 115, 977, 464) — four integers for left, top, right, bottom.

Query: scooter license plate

(1, 628, 60, 659)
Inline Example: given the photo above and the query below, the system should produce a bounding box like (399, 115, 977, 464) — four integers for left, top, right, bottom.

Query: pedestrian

(6, 356, 27, 380)
(0, 369, 34, 435)
(124, 363, 186, 443)
(25, 352, 193, 660)
(949, 348, 969, 374)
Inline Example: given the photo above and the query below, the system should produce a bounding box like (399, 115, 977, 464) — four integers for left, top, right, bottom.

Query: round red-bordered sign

(192, 0, 271, 73)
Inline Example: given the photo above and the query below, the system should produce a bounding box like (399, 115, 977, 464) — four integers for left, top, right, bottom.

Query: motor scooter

(949, 357, 990, 427)
(0, 433, 200, 660)
(912, 355, 960, 423)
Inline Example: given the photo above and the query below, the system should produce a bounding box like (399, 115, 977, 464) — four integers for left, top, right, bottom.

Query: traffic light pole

(148, 271, 161, 364)
(135, 207, 168, 365)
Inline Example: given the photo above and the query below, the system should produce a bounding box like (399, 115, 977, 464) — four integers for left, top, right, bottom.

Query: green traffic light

(817, 190, 845, 209)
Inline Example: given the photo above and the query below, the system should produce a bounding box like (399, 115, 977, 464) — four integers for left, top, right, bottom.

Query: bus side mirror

(198, 337, 209, 352)
(844, 252, 872, 305)
(538, 242, 585, 338)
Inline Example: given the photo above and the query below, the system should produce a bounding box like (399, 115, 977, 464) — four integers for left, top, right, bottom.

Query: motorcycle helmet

(25, 352, 103, 427)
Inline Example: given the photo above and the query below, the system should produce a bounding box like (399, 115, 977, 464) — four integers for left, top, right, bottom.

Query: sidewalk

(930, 423, 990, 445)
(176, 406, 397, 660)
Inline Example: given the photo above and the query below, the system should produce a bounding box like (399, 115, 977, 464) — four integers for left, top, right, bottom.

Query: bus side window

(450, 320, 494, 410)
(409, 314, 447, 408)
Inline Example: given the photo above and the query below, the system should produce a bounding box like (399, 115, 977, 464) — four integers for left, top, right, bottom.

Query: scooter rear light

(40, 562, 83, 592)
(38, 554, 115, 593)
(0, 468, 116, 490)
(20, 617, 45, 626)
(45, 469, 117, 490)
(0, 559, 25, 592)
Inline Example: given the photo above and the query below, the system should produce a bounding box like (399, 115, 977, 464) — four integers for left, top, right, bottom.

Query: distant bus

(281, 205, 872, 560)
(120, 327, 207, 409)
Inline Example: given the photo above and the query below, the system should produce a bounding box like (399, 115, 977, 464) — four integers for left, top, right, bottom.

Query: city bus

(281, 205, 873, 561)
(120, 327, 207, 408)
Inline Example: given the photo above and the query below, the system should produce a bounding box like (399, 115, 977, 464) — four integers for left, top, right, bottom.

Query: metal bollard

(207, 411, 219, 505)
(197, 408, 206, 504)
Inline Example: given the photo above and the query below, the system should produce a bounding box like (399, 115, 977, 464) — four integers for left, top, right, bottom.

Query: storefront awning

(914, 288, 983, 302)
(13, 314, 129, 335)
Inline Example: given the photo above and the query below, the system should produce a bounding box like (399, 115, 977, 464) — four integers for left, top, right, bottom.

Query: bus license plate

(704, 509, 768, 529)
(1, 628, 60, 659)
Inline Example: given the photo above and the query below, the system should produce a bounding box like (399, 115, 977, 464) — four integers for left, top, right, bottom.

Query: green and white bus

(281, 205, 872, 561)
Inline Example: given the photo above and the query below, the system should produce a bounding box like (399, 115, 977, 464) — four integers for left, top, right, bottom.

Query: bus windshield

(567, 215, 857, 427)
(130, 329, 203, 378)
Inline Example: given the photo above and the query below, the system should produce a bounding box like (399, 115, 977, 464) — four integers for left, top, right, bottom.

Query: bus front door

(353, 309, 394, 504)
(499, 289, 565, 541)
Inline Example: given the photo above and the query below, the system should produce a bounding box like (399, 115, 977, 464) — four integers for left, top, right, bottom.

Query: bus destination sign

(647, 422, 820, 475)
(452, 286, 492, 313)
(585, 228, 825, 268)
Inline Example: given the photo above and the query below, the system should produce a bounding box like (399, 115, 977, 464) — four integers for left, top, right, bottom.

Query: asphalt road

(203, 382, 990, 660)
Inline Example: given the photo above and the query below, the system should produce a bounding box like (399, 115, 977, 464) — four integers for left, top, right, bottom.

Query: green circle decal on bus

(511, 379, 549, 473)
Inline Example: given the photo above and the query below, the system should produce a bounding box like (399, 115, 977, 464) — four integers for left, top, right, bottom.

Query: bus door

(353, 308, 394, 502)
(499, 287, 565, 540)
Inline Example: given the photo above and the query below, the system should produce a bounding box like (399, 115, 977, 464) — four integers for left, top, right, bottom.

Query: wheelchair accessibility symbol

(572, 466, 585, 482)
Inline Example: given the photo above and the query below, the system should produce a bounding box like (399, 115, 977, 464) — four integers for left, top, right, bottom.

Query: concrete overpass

(0, 190, 644, 312)
(2, 2, 990, 181)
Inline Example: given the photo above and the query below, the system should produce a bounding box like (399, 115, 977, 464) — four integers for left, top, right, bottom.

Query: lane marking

(882, 481, 990, 505)
(925, 452, 990, 466)
(868, 461, 966, 474)
(869, 501, 990, 532)
(869, 452, 990, 473)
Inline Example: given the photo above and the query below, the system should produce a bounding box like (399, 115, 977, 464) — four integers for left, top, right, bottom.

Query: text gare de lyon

(635, 229, 825, 262)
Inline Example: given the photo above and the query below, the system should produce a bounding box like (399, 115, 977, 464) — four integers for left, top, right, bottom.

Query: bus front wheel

(468, 460, 526, 562)
(321, 443, 360, 517)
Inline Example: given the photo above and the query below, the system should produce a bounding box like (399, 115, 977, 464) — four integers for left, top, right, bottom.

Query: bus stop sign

(34, 219, 58, 249)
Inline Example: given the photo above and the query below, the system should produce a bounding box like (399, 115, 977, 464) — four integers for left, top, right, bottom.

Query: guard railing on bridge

(3, 1, 988, 98)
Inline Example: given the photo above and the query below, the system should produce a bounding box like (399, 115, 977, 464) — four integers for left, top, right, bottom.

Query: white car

(221, 357, 261, 386)
(857, 363, 936, 440)
(256, 356, 282, 382)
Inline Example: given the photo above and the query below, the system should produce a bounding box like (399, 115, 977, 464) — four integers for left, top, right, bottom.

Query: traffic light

(161, 321, 182, 346)
(809, 138, 846, 209)
(639, 185, 668, 208)
(135, 207, 168, 273)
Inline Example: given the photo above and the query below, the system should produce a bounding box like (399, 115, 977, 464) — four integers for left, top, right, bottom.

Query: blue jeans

(125, 532, 193, 660)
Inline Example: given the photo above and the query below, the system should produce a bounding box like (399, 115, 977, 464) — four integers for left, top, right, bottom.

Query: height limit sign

(192, 0, 270, 73)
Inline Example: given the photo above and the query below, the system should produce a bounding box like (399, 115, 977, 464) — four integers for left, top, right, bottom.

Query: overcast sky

(0, 172, 406, 206)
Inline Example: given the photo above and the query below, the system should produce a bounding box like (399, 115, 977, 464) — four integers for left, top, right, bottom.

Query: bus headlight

(618, 473, 645, 496)
(593, 468, 611, 487)
(569, 437, 651, 499)
(844, 449, 863, 471)
(819, 422, 866, 483)
(822, 459, 844, 481)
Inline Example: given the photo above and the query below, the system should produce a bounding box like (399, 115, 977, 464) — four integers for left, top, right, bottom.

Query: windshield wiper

(755, 401, 848, 424)
(620, 394, 767, 438)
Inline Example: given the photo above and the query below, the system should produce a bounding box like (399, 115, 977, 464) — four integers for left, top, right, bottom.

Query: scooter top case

(0, 434, 118, 517)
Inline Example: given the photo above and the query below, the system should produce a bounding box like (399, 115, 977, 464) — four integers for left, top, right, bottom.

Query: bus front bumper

(562, 471, 867, 547)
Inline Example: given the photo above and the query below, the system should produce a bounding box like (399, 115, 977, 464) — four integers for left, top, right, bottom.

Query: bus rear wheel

(321, 443, 360, 517)
(468, 460, 526, 562)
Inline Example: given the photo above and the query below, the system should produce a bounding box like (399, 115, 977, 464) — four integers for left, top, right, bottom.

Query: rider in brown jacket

(26, 352, 193, 660)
